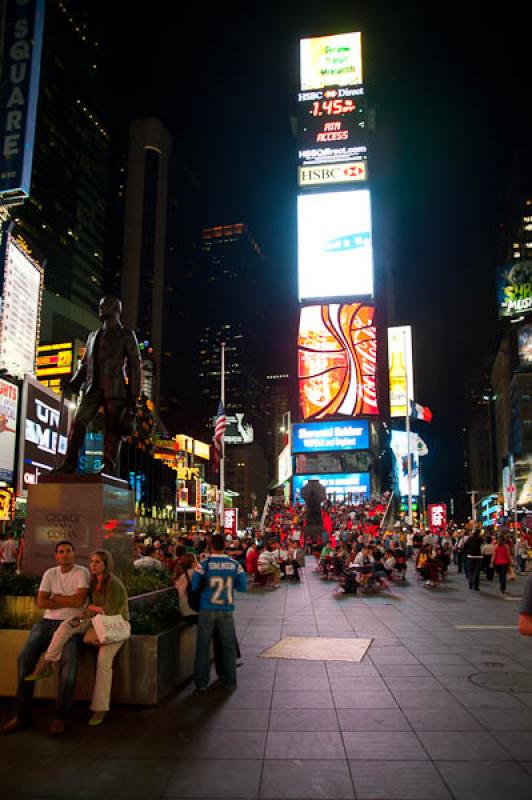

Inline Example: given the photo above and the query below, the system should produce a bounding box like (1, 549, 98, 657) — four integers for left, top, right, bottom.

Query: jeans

(496, 564, 508, 592)
(15, 618, 81, 722)
(195, 611, 237, 689)
(45, 618, 124, 712)
(468, 558, 482, 590)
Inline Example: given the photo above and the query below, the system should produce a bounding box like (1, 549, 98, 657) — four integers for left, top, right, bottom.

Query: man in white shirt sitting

(2, 540, 89, 736)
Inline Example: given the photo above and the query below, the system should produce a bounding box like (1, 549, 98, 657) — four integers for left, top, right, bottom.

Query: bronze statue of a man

(56, 296, 142, 475)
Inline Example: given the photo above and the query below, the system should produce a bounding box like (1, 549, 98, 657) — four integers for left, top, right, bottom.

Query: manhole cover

(469, 671, 532, 692)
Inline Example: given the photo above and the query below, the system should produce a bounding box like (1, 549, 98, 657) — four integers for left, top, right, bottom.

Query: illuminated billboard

(498, 260, 532, 318)
(0, 378, 18, 482)
(300, 32, 363, 90)
(0, 0, 45, 203)
(298, 303, 378, 420)
(175, 435, 210, 461)
(387, 326, 414, 418)
(518, 323, 532, 368)
(278, 444, 293, 484)
(293, 472, 370, 503)
(298, 161, 367, 188)
(0, 234, 44, 378)
(390, 430, 420, 497)
(297, 86, 367, 167)
(17, 375, 71, 495)
(298, 189, 373, 300)
(293, 420, 369, 453)
(36, 340, 86, 394)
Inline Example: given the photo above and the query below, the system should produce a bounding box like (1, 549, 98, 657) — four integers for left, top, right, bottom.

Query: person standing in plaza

(515, 536, 528, 575)
(2, 541, 89, 736)
(0, 529, 18, 569)
(491, 535, 513, 594)
(464, 529, 483, 591)
(193, 534, 247, 691)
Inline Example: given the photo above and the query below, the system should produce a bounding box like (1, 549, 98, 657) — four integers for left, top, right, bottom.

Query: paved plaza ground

(2, 564, 532, 799)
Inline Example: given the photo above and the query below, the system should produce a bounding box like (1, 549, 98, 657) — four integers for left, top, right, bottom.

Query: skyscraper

(10, 0, 113, 342)
(190, 223, 267, 434)
(120, 118, 172, 406)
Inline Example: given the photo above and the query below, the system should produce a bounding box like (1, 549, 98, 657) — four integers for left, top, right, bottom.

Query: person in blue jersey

(192, 533, 247, 691)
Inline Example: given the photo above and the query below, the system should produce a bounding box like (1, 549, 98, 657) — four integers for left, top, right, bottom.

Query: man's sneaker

(224, 685, 237, 692)
(2, 717, 30, 735)
(196, 685, 209, 692)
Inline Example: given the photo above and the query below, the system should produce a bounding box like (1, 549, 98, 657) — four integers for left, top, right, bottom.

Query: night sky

(109, 2, 530, 512)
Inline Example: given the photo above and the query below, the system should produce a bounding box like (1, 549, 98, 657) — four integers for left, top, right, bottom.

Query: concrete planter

(0, 622, 196, 705)
(0, 596, 43, 627)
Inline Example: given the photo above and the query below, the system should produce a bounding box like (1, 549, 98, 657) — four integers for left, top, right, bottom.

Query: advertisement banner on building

(515, 455, 532, 506)
(298, 189, 373, 301)
(428, 503, 447, 531)
(17, 376, 71, 495)
(174, 435, 210, 460)
(278, 443, 293, 484)
(387, 326, 415, 418)
(390, 430, 420, 497)
(36, 340, 86, 394)
(298, 161, 367, 188)
(497, 260, 532, 319)
(293, 472, 370, 503)
(0, 378, 18, 482)
(297, 86, 367, 167)
(0, 0, 45, 203)
(298, 303, 378, 419)
(518, 323, 532, 368)
(224, 508, 238, 535)
(0, 234, 44, 378)
(293, 420, 369, 453)
(300, 32, 363, 90)
(0, 487, 15, 521)
(224, 413, 254, 445)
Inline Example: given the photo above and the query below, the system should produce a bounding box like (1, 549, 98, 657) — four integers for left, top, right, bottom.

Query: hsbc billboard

(298, 162, 367, 187)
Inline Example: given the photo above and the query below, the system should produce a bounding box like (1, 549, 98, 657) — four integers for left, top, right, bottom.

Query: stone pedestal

(24, 474, 135, 575)
(305, 523, 325, 543)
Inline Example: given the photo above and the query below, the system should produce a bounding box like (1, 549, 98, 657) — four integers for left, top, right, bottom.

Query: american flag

(212, 401, 227, 473)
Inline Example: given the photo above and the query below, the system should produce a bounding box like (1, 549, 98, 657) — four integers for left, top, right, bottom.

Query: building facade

(10, 0, 112, 341)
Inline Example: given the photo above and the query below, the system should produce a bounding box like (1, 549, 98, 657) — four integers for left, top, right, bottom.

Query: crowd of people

(1, 495, 531, 737)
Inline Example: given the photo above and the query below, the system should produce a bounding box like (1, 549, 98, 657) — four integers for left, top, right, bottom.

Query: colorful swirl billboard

(298, 303, 378, 420)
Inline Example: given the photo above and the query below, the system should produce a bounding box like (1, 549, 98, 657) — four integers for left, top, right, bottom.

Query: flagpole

(219, 342, 225, 531)
(403, 330, 413, 526)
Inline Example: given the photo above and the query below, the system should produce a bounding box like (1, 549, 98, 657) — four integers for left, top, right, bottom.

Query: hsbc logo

(298, 161, 367, 187)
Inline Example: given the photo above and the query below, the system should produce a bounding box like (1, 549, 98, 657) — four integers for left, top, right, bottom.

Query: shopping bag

(285, 564, 294, 576)
(91, 614, 131, 645)
(508, 566, 516, 581)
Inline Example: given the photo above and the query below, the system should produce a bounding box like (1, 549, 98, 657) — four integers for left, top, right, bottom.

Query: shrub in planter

(129, 592, 181, 635)
(122, 568, 173, 598)
(0, 572, 40, 597)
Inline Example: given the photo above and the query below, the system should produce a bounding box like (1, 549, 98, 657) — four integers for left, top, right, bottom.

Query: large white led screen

(297, 190, 374, 301)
